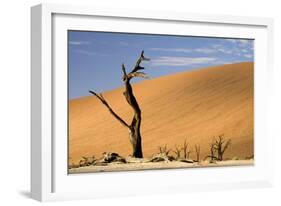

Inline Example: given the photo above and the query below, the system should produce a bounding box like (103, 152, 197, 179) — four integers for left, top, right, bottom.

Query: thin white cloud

(149, 47, 217, 54)
(212, 41, 253, 58)
(194, 48, 216, 54)
(149, 48, 192, 53)
(224, 39, 253, 49)
(237, 39, 252, 46)
(75, 50, 98, 56)
(244, 54, 253, 58)
(224, 39, 251, 45)
(69, 41, 91, 46)
(219, 49, 233, 54)
(212, 44, 234, 54)
(75, 49, 108, 57)
(149, 41, 253, 56)
(151, 56, 217, 66)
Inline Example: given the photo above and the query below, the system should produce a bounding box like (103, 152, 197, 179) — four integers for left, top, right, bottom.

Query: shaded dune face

(69, 62, 254, 164)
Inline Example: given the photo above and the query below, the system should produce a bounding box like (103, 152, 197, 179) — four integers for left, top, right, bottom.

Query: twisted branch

(89, 90, 129, 128)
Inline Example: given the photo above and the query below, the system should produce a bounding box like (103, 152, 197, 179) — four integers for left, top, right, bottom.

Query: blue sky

(68, 31, 254, 99)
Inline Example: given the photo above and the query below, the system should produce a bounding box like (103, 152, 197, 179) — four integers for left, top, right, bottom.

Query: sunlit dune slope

(69, 62, 254, 164)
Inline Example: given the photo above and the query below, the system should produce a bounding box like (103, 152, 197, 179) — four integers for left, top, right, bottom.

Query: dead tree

(194, 144, 201, 162)
(214, 135, 231, 161)
(173, 144, 182, 159)
(182, 139, 191, 159)
(159, 144, 171, 156)
(207, 138, 217, 161)
(89, 51, 150, 158)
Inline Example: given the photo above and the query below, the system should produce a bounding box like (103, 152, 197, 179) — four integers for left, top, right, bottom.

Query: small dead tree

(209, 139, 216, 161)
(159, 144, 171, 156)
(89, 51, 150, 158)
(194, 144, 201, 162)
(182, 139, 192, 159)
(173, 144, 182, 159)
(214, 135, 231, 161)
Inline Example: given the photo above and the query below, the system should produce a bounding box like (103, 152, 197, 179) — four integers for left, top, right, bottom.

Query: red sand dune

(69, 62, 254, 164)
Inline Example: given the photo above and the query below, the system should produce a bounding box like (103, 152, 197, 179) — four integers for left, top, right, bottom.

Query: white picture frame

(31, 3, 274, 202)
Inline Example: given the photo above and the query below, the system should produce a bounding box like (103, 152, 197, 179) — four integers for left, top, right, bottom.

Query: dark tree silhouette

(209, 139, 217, 161)
(159, 144, 171, 156)
(173, 144, 182, 159)
(194, 144, 201, 162)
(182, 139, 191, 159)
(207, 135, 231, 161)
(213, 135, 231, 161)
(89, 51, 150, 158)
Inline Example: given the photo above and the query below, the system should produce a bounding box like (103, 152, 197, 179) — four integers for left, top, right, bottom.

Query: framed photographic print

(31, 3, 274, 201)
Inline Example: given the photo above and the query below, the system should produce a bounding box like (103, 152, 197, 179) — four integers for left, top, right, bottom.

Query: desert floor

(69, 159, 254, 174)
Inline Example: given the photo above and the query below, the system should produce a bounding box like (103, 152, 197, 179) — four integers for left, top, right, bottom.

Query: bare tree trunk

(195, 145, 201, 162)
(121, 56, 147, 158)
(89, 51, 149, 158)
(129, 127, 143, 158)
(123, 80, 143, 157)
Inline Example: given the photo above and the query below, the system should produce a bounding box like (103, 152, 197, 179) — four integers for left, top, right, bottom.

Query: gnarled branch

(127, 50, 150, 80)
(89, 90, 130, 129)
(127, 71, 149, 79)
(222, 139, 231, 154)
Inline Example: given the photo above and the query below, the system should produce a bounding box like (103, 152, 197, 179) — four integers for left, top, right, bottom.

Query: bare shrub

(159, 144, 171, 156)
(210, 138, 217, 161)
(207, 135, 231, 161)
(194, 144, 201, 162)
(173, 144, 182, 159)
(214, 135, 231, 161)
(182, 139, 192, 159)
